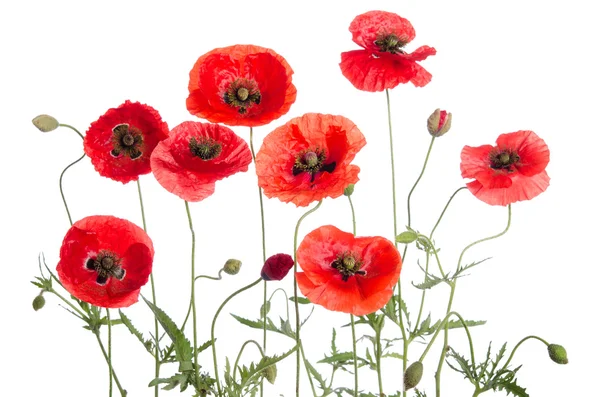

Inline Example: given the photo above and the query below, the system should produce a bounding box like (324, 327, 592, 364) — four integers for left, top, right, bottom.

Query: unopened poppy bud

(344, 184, 355, 196)
(548, 344, 568, 364)
(32, 114, 59, 132)
(32, 294, 46, 311)
(262, 364, 277, 384)
(396, 230, 418, 244)
(260, 301, 271, 317)
(427, 109, 452, 137)
(261, 253, 294, 281)
(403, 361, 423, 390)
(223, 259, 242, 275)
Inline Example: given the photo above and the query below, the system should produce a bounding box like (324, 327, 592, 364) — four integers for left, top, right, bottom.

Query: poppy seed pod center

(374, 33, 408, 54)
(85, 250, 126, 286)
(189, 136, 223, 160)
(490, 149, 520, 171)
(111, 123, 144, 160)
(331, 252, 366, 282)
(223, 78, 262, 114)
(292, 148, 336, 183)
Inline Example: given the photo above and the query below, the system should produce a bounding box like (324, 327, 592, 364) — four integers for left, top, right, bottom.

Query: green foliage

(119, 310, 155, 355)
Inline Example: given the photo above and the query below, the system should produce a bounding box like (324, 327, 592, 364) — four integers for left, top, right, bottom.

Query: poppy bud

(403, 361, 423, 390)
(223, 259, 242, 275)
(261, 253, 294, 281)
(32, 294, 46, 311)
(396, 230, 418, 244)
(32, 114, 59, 132)
(262, 364, 277, 384)
(260, 301, 271, 317)
(427, 109, 452, 137)
(548, 344, 568, 364)
(344, 184, 355, 196)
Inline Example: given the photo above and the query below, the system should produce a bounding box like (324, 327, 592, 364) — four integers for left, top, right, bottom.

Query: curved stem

(412, 252, 431, 334)
(500, 335, 549, 373)
(419, 310, 472, 363)
(385, 89, 399, 247)
(233, 339, 265, 381)
(430, 187, 467, 240)
(59, 153, 85, 226)
(181, 270, 225, 331)
(48, 288, 86, 319)
(107, 309, 113, 397)
(249, 126, 268, 397)
(435, 283, 456, 397)
(94, 331, 126, 397)
(59, 123, 85, 139)
(350, 314, 358, 397)
(293, 200, 323, 397)
(184, 201, 201, 392)
(376, 329, 384, 397)
(407, 136, 435, 228)
(268, 288, 290, 320)
(211, 278, 262, 396)
(137, 180, 160, 397)
(348, 195, 356, 235)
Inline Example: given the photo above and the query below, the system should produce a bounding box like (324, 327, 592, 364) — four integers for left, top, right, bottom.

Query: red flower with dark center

(261, 253, 294, 281)
(151, 121, 252, 202)
(340, 11, 436, 92)
(255, 113, 366, 207)
(460, 130, 550, 206)
(57, 215, 154, 308)
(296, 225, 402, 316)
(83, 101, 169, 183)
(186, 45, 296, 127)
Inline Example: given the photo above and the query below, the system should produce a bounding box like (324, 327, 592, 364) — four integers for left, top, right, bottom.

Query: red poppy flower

(186, 45, 296, 127)
(460, 130, 550, 206)
(296, 225, 402, 316)
(83, 101, 169, 183)
(340, 11, 436, 92)
(57, 215, 154, 308)
(255, 113, 366, 207)
(261, 253, 294, 281)
(151, 121, 252, 202)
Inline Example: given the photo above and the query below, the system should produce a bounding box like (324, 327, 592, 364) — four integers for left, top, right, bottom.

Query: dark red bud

(261, 253, 294, 281)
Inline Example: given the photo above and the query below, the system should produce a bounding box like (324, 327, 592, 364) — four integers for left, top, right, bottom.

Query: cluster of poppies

(55, 10, 550, 316)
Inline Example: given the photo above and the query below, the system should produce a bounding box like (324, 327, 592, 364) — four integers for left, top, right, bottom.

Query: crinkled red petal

(83, 101, 169, 184)
(466, 171, 550, 206)
(151, 121, 251, 202)
(186, 44, 296, 127)
(349, 10, 416, 51)
(57, 216, 154, 308)
(340, 50, 433, 92)
(256, 113, 366, 207)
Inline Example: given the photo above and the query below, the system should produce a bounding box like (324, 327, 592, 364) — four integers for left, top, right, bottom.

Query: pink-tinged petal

(402, 45, 437, 62)
(496, 130, 550, 176)
(349, 11, 416, 51)
(467, 171, 550, 206)
(460, 145, 494, 179)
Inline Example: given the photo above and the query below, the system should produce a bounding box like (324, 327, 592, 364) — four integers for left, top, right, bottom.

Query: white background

(1, 1, 598, 396)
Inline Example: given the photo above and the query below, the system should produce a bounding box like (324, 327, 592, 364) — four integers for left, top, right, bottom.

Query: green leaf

(142, 297, 193, 363)
(118, 310, 146, 346)
(239, 345, 299, 391)
(318, 352, 355, 364)
(382, 352, 404, 360)
(331, 328, 338, 355)
(496, 378, 529, 397)
(412, 276, 444, 290)
(305, 359, 327, 391)
(289, 296, 311, 304)
(446, 319, 486, 330)
(196, 338, 214, 354)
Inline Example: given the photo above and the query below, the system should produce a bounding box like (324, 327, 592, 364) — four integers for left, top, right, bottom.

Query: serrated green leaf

(382, 352, 404, 360)
(331, 328, 338, 354)
(496, 378, 529, 397)
(446, 319, 486, 330)
(143, 297, 193, 363)
(412, 277, 444, 290)
(239, 345, 298, 391)
(305, 359, 327, 391)
(118, 310, 146, 346)
(196, 339, 214, 354)
(318, 352, 355, 364)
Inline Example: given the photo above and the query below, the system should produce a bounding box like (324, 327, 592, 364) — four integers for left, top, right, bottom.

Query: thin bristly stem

(137, 180, 160, 397)
(182, 270, 225, 332)
(59, 153, 85, 226)
(500, 335, 550, 373)
(299, 341, 318, 397)
(107, 309, 113, 397)
(351, 315, 358, 397)
(94, 331, 126, 396)
(59, 123, 85, 139)
(184, 201, 201, 392)
(233, 340, 265, 381)
(212, 278, 262, 396)
(293, 200, 323, 397)
(430, 187, 467, 240)
(376, 329, 384, 396)
(249, 126, 268, 397)
(407, 136, 436, 228)
(348, 195, 356, 236)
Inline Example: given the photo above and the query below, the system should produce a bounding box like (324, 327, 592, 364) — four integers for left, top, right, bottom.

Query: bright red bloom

(57, 215, 154, 308)
(151, 121, 252, 202)
(460, 130, 550, 206)
(340, 11, 436, 92)
(296, 225, 402, 316)
(255, 113, 366, 207)
(186, 45, 296, 127)
(83, 101, 169, 183)
(261, 253, 294, 281)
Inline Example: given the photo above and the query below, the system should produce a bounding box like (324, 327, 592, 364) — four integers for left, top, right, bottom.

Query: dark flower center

(374, 33, 408, 54)
(331, 252, 366, 282)
(111, 123, 144, 159)
(223, 78, 261, 114)
(189, 137, 222, 160)
(489, 149, 521, 171)
(85, 250, 125, 285)
(292, 148, 336, 183)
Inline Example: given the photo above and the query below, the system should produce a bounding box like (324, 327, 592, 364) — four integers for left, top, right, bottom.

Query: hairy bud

(404, 361, 423, 390)
(32, 294, 46, 311)
(548, 344, 568, 364)
(223, 259, 242, 275)
(427, 109, 452, 137)
(32, 114, 59, 132)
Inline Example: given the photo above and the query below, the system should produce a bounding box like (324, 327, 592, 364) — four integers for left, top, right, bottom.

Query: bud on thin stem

(404, 361, 424, 390)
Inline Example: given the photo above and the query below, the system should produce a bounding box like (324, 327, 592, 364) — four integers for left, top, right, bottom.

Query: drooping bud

(403, 361, 424, 390)
(262, 364, 277, 384)
(260, 301, 271, 317)
(32, 114, 59, 132)
(344, 184, 355, 196)
(32, 294, 46, 311)
(223, 259, 242, 275)
(261, 253, 294, 281)
(396, 230, 418, 244)
(427, 109, 452, 137)
(548, 344, 568, 364)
